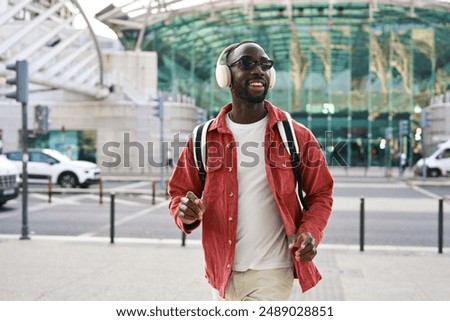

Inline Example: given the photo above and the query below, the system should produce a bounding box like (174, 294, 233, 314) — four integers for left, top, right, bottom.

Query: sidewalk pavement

(1, 234, 449, 301)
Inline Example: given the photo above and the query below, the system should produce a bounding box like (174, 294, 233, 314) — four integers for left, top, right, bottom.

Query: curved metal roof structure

(0, 0, 109, 99)
(97, 0, 450, 113)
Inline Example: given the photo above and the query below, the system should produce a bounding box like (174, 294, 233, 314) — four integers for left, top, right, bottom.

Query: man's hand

(288, 232, 317, 262)
(177, 191, 207, 225)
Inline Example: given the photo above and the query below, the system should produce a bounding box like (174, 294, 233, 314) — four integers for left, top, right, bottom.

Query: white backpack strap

(276, 111, 299, 155)
(192, 118, 214, 181)
(192, 123, 201, 169)
(201, 119, 214, 170)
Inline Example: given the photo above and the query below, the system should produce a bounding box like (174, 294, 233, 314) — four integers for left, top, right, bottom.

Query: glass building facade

(99, 0, 450, 168)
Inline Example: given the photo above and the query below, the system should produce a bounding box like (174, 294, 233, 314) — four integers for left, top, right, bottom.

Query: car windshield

(426, 146, 440, 157)
(43, 149, 71, 162)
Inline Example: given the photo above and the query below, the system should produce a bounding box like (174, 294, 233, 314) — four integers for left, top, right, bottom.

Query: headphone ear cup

(269, 67, 276, 88)
(215, 64, 231, 88)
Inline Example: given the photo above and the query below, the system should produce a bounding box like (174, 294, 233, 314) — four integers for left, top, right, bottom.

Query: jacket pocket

(270, 155, 297, 195)
(203, 160, 224, 196)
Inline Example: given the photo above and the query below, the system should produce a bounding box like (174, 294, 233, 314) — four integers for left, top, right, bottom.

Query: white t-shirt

(226, 112, 292, 271)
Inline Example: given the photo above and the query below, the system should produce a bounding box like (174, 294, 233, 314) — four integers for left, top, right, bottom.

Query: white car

(5, 148, 101, 188)
(414, 139, 450, 177)
(0, 154, 20, 206)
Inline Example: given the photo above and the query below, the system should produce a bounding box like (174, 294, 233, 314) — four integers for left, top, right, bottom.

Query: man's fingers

(179, 197, 199, 219)
(297, 233, 308, 249)
(186, 191, 200, 202)
(299, 243, 314, 255)
(178, 192, 207, 222)
(296, 245, 316, 262)
(185, 191, 207, 213)
(289, 233, 316, 262)
(289, 233, 308, 250)
(180, 196, 202, 215)
(178, 203, 196, 220)
(196, 199, 207, 212)
(292, 243, 316, 261)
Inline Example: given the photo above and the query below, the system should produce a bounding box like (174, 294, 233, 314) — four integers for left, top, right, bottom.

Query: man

(168, 41, 333, 301)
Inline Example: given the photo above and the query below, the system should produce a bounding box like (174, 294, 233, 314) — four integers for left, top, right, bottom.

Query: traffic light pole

(20, 101, 30, 240)
(421, 109, 431, 180)
(422, 130, 427, 180)
(6, 60, 30, 240)
(159, 97, 165, 190)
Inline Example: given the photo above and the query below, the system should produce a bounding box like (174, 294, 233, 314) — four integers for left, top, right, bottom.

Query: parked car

(414, 139, 450, 177)
(5, 149, 101, 188)
(0, 154, 20, 206)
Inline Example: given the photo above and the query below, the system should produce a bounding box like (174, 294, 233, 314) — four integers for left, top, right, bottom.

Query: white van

(0, 154, 20, 206)
(414, 140, 450, 177)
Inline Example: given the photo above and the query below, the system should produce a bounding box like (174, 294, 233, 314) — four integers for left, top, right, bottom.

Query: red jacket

(168, 101, 334, 298)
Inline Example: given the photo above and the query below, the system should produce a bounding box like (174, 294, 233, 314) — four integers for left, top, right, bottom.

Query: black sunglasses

(227, 55, 274, 71)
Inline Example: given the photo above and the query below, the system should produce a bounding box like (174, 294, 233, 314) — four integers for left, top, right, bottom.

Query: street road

(0, 174, 449, 248)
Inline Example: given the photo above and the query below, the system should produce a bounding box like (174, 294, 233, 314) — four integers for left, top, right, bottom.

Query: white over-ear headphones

(215, 43, 276, 89)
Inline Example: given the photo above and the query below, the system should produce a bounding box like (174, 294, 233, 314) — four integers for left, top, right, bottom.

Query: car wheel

(428, 168, 441, 177)
(58, 172, 78, 188)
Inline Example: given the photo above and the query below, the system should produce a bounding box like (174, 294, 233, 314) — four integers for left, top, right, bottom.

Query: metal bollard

(165, 180, 169, 200)
(438, 199, 444, 254)
(181, 232, 186, 247)
(99, 180, 103, 204)
(47, 177, 52, 203)
(110, 192, 115, 244)
(152, 181, 156, 205)
(360, 197, 365, 252)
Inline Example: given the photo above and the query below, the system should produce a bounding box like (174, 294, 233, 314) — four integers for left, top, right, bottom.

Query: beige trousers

(212, 267, 294, 301)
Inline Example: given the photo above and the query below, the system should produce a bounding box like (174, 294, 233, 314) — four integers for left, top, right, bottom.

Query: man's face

(227, 43, 272, 103)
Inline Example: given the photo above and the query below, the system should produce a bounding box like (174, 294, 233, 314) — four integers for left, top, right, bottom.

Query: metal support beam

(29, 29, 85, 74)
(43, 42, 91, 77)
(72, 0, 105, 87)
(0, 0, 68, 56)
(9, 16, 74, 62)
(0, 0, 32, 27)
(58, 54, 96, 82)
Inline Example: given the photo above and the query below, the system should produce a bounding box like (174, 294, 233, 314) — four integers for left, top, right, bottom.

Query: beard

(232, 82, 268, 103)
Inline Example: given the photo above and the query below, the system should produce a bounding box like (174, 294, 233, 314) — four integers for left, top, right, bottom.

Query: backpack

(192, 111, 309, 211)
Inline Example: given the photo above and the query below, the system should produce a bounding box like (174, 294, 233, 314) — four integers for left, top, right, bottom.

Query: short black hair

(225, 40, 259, 63)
